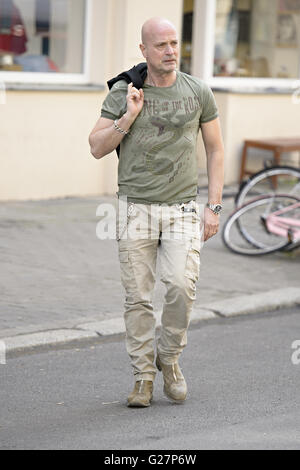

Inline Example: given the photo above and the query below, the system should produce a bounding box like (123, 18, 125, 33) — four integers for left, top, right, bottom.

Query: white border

(0, 0, 91, 84)
(194, 0, 300, 91)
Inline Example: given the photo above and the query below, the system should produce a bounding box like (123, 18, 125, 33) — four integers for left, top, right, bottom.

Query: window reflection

(181, 0, 194, 75)
(214, 0, 300, 79)
(0, 0, 86, 74)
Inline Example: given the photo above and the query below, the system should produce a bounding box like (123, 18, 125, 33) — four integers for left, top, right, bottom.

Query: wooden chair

(240, 137, 300, 182)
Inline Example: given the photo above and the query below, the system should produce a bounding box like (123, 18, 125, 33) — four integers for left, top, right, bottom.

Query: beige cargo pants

(117, 198, 203, 382)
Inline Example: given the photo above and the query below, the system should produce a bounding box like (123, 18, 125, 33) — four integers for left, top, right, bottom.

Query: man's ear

(139, 43, 147, 59)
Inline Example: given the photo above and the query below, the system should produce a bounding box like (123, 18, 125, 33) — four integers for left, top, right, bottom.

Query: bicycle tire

(235, 166, 300, 207)
(222, 193, 300, 256)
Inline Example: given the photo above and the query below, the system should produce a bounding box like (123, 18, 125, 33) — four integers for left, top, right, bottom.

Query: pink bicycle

(222, 193, 300, 255)
(265, 201, 300, 244)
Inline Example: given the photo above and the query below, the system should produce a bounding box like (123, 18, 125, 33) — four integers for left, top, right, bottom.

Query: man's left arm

(200, 117, 225, 241)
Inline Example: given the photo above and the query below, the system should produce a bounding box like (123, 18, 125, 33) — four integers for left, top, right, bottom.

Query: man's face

(140, 26, 179, 74)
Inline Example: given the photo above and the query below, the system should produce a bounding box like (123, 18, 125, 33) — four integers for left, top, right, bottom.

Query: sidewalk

(1, 192, 299, 352)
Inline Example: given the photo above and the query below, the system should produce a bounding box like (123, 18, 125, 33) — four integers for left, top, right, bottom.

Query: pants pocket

(119, 249, 137, 295)
(184, 237, 201, 282)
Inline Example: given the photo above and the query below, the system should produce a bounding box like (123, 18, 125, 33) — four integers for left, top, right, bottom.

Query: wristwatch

(206, 203, 222, 215)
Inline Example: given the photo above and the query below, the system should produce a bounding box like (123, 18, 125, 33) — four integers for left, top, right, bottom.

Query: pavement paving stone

(1, 193, 299, 350)
(77, 318, 126, 336)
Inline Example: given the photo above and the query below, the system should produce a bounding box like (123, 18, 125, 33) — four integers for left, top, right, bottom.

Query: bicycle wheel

(235, 166, 300, 207)
(222, 194, 300, 256)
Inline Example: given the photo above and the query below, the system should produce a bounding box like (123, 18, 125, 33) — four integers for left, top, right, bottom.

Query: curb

(201, 287, 300, 318)
(2, 287, 300, 355)
(3, 329, 99, 353)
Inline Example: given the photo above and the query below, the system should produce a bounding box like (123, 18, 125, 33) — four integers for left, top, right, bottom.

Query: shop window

(214, 0, 300, 79)
(181, 0, 194, 74)
(0, 0, 86, 74)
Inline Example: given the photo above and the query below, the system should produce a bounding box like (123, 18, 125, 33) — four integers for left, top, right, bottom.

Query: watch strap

(206, 203, 222, 214)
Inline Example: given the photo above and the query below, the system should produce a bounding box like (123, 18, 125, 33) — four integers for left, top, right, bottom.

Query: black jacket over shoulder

(107, 62, 148, 90)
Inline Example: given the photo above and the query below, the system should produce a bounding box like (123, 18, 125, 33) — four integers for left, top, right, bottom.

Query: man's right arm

(89, 113, 135, 160)
(89, 83, 144, 160)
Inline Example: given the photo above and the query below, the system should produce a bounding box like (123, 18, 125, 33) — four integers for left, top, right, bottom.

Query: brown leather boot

(127, 380, 153, 407)
(156, 354, 187, 403)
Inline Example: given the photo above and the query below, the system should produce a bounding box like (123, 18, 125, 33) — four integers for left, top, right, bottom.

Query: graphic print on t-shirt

(100, 71, 218, 204)
(131, 97, 201, 182)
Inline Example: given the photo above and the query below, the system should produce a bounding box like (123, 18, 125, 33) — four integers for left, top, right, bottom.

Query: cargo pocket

(119, 250, 129, 263)
(184, 237, 201, 282)
(119, 249, 137, 296)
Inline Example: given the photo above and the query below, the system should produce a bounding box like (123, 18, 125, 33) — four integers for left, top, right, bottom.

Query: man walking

(89, 17, 224, 407)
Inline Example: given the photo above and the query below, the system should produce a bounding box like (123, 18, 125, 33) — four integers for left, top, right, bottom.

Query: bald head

(141, 17, 177, 46)
(140, 17, 179, 79)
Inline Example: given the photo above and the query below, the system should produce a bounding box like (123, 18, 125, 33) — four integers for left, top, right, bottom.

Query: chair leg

(270, 150, 281, 189)
(240, 143, 248, 182)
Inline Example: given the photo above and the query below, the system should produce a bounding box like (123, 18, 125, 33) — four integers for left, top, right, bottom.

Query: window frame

(0, 0, 92, 84)
(192, 0, 300, 91)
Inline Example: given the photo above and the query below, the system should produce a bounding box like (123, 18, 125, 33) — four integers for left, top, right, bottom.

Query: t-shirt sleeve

(100, 81, 128, 120)
(200, 84, 219, 124)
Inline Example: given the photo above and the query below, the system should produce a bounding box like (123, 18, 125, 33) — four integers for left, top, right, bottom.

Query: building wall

(0, 89, 118, 200)
(0, 0, 183, 201)
(104, 0, 183, 77)
(2, 84, 299, 201)
(1, 0, 299, 200)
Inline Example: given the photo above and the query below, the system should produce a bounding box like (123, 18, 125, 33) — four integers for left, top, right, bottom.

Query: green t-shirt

(101, 71, 218, 205)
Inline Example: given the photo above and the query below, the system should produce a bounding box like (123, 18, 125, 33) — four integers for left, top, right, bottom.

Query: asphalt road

(1, 307, 300, 450)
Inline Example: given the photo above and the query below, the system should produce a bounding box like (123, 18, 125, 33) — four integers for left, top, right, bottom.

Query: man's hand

(126, 82, 144, 119)
(89, 83, 144, 159)
(203, 207, 220, 241)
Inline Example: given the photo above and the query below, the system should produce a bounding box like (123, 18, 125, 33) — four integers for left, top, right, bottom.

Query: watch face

(214, 205, 222, 213)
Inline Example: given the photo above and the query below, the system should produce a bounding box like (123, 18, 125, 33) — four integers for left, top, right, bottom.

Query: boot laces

(172, 364, 177, 382)
(138, 380, 145, 393)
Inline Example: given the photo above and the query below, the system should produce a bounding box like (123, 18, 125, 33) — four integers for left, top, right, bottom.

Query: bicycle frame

(265, 202, 300, 243)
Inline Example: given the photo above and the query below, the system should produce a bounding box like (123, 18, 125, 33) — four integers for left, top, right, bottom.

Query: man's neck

(145, 68, 177, 87)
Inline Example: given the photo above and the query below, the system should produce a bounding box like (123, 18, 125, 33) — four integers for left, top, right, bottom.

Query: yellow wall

(2, 88, 300, 200)
(0, 0, 184, 201)
(1, 0, 300, 200)
(0, 90, 118, 200)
